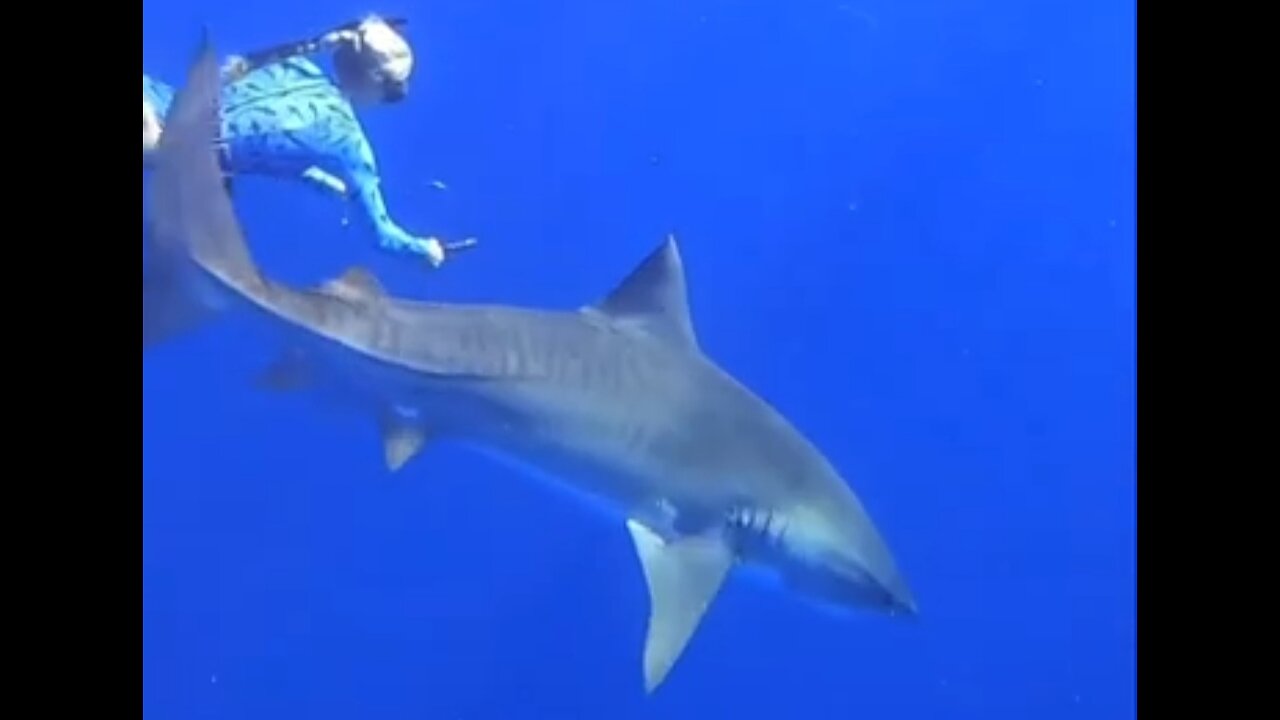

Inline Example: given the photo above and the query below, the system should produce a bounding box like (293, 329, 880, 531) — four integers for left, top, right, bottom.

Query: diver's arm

(300, 167, 348, 197)
(345, 163, 475, 267)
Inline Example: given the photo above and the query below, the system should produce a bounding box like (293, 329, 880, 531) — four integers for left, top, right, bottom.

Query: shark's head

(771, 496, 917, 618)
(727, 447, 917, 619)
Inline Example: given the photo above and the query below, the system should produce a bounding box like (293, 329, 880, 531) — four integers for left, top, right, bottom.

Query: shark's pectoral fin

(378, 408, 429, 472)
(626, 518, 734, 693)
(254, 350, 310, 391)
(382, 424, 428, 472)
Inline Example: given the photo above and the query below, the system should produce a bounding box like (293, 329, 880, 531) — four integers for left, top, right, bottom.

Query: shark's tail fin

(144, 33, 262, 348)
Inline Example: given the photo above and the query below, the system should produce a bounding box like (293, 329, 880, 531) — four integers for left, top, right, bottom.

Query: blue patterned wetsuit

(143, 57, 440, 261)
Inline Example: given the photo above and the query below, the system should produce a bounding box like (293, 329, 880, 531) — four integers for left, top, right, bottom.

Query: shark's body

(145, 38, 916, 693)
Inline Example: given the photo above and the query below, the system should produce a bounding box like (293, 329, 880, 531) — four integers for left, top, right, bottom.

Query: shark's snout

(770, 499, 916, 619)
(886, 582, 919, 619)
(865, 549, 917, 618)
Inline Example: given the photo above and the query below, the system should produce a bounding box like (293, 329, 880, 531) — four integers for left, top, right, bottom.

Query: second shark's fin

(626, 518, 734, 693)
(378, 407, 429, 472)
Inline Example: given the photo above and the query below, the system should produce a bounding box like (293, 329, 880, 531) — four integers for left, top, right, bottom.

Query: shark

(144, 36, 918, 693)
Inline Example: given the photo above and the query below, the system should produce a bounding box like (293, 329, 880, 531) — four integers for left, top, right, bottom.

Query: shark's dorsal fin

(587, 234, 698, 349)
(321, 266, 386, 304)
(626, 518, 733, 693)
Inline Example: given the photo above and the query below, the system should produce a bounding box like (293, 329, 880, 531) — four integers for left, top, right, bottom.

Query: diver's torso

(217, 59, 373, 180)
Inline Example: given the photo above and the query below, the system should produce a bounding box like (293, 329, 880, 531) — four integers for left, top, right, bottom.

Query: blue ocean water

(142, 1, 1136, 718)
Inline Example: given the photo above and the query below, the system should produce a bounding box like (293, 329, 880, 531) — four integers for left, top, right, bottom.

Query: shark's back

(386, 299, 692, 384)
(381, 298, 712, 476)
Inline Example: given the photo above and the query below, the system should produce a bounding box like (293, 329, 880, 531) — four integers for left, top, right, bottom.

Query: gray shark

(144, 37, 917, 693)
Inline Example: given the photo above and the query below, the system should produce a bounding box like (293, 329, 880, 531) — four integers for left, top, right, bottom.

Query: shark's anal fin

(255, 350, 310, 391)
(320, 266, 386, 305)
(585, 234, 699, 349)
(626, 518, 734, 693)
(378, 406, 429, 472)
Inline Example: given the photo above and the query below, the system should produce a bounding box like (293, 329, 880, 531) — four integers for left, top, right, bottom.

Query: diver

(143, 16, 475, 268)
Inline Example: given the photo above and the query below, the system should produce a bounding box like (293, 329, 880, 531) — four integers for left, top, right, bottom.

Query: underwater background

(142, 1, 1136, 717)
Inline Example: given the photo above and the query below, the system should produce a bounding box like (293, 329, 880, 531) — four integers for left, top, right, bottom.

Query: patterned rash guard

(143, 57, 444, 263)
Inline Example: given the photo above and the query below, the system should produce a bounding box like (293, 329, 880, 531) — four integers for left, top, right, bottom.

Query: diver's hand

(422, 236, 479, 268)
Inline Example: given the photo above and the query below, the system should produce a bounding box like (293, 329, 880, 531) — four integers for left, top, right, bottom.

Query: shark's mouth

(724, 503, 903, 615)
(782, 555, 902, 615)
(725, 503, 791, 560)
